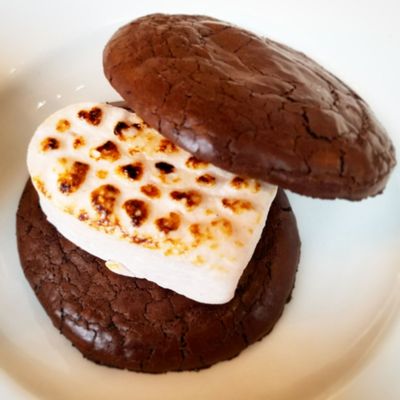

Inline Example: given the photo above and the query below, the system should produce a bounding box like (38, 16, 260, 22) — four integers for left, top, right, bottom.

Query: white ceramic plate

(1, 1, 400, 399)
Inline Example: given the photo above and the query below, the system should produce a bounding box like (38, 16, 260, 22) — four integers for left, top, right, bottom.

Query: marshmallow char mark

(155, 161, 175, 174)
(155, 212, 180, 234)
(141, 184, 160, 198)
(196, 174, 216, 186)
(91, 184, 120, 223)
(91, 141, 120, 162)
(157, 138, 178, 154)
(170, 190, 202, 209)
(41, 137, 60, 151)
(73, 136, 85, 149)
(58, 161, 89, 194)
(78, 106, 103, 126)
(114, 120, 143, 140)
(123, 199, 148, 227)
(118, 162, 143, 181)
(211, 218, 233, 236)
(186, 156, 208, 169)
(231, 176, 248, 189)
(114, 121, 130, 137)
(56, 119, 70, 132)
(222, 198, 253, 214)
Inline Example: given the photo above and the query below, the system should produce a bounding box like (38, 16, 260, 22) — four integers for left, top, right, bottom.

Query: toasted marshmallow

(27, 103, 277, 304)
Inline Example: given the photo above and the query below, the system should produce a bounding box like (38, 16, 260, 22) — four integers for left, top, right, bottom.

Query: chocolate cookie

(17, 180, 300, 373)
(104, 14, 396, 200)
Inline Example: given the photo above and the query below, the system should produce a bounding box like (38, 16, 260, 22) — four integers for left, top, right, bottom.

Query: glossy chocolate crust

(17, 180, 300, 373)
(104, 14, 396, 200)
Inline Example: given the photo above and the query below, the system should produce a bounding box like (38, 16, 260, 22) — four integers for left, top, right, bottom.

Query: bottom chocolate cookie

(16, 180, 300, 373)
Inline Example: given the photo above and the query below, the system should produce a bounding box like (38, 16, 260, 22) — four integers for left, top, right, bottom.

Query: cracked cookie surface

(17, 180, 300, 373)
(104, 14, 396, 200)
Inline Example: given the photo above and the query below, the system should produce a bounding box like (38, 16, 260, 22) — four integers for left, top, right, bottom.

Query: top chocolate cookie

(103, 14, 396, 200)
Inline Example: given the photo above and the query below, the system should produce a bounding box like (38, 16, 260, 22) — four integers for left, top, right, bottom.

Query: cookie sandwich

(17, 14, 395, 373)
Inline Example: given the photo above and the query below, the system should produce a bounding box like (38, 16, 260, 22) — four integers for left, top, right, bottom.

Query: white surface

(0, 1, 399, 399)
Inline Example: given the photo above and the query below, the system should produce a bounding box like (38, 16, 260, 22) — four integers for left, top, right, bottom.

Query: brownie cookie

(17, 180, 300, 373)
(104, 14, 396, 200)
